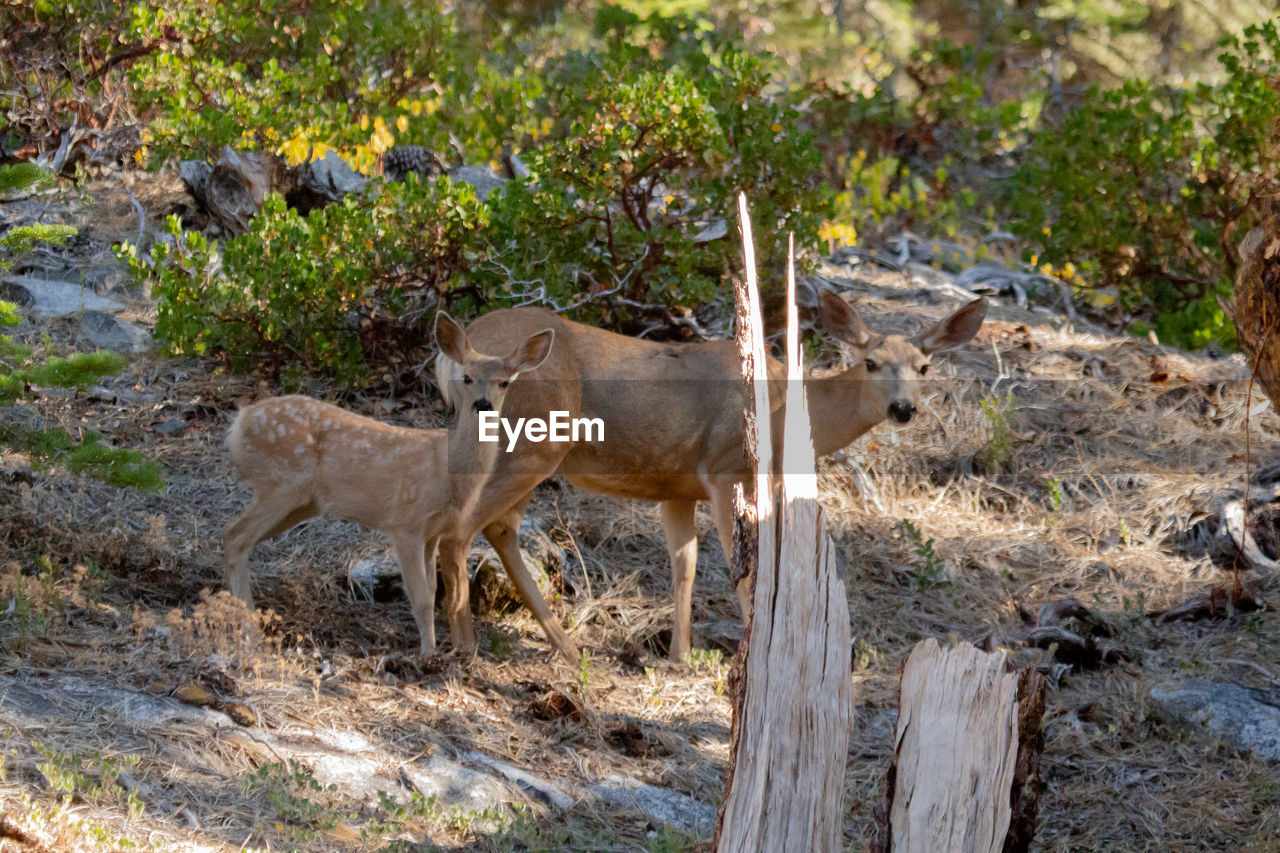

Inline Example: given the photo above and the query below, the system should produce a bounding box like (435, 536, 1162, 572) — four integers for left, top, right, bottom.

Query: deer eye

(500, 380, 510, 388)
(864, 358, 879, 372)
(462, 375, 473, 385)
(918, 364, 929, 376)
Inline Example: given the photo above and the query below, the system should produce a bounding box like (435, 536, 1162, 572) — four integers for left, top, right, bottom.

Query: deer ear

(913, 298, 987, 354)
(816, 290, 872, 349)
(507, 329, 555, 374)
(434, 312, 471, 364)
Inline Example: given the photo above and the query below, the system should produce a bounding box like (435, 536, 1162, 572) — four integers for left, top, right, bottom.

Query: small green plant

(575, 649, 593, 698)
(362, 789, 444, 847)
(853, 638, 879, 671)
(237, 760, 349, 842)
(0, 164, 160, 491)
(33, 741, 144, 816)
(901, 518, 946, 590)
(0, 424, 163, 491)
(489, 626, 518, 660)
(0, 162, 56, 195)
(1046, 476, 1065, 521)
(977, 391, 1016, 472)
(686, 647, 728, 697)
(0, 224, 76, 270)
(1245, 613, 1265, 653)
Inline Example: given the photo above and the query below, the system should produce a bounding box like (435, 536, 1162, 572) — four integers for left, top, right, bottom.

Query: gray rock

(691, 219, 728, 243)
(450, 165, 507, 201)
(2, 275, 125, 319)
(1150, 679, 1280, 760)
(464, 750, 576, 810)
(588, 773, 715, 837)
(348, 555, 403, 602)
(403, 754, 515, 815)
(0, 671, 515, 830)
(297, 149, 367, 204)
(79, 262, 130, 296)
(77, 310, 153, 353)
(154, 417, 189, 437)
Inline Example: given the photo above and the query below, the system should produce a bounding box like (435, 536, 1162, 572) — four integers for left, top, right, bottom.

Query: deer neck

(445, 410, 500, 509)
(803, 368, 884, 457)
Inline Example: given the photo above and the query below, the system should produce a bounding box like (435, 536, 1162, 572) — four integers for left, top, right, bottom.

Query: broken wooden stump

(872, 639, 1047, 853)
(714, 202, 853, 853)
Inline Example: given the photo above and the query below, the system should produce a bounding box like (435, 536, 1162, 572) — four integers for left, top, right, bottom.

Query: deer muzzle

(888, 400, 916, 423)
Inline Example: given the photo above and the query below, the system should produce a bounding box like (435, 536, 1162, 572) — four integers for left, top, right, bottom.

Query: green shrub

(482, 18, 830, 324)
(132, 174, 487, 384)
(128, 0, 456, 169)
(1011, 22, 1280, 349)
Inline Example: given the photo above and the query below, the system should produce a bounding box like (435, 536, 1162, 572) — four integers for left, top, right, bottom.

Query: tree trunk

(1232, 193, 1280, 411)
(871, 639, 1047, 853)
(714, 199, 854, 853)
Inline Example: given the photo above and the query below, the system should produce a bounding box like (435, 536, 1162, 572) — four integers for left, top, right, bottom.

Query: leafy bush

(127, 0, 456, 169)
(1011, 22, 1280, 348)
(131, 174, 487, 384)
(482, 13, 829, 324)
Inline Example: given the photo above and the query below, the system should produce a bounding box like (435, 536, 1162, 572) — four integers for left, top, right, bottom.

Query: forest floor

(2, 170, 1280, 852)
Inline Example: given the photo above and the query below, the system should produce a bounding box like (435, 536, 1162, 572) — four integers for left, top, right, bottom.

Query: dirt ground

(2, 178, 1280, 851)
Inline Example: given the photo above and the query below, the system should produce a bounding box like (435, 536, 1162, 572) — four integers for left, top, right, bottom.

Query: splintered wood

(715, 198, 853, 853)
(877, 639, 1046, 853)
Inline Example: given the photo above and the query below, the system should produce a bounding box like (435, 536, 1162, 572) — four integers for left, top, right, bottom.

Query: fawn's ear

(816, 289, 872, 349)
(434, 312, 472, 364)
(913, 298, 987, 354)
(507, 329, 555, 374)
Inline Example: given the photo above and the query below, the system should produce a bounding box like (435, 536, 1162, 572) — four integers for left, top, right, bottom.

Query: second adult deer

(434, 291, 986, 660)
(222, 312, 556, 656)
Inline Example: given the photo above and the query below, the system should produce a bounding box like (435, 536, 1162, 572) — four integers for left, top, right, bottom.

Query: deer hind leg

(222, 489, 317, 608)
(392, 530, 437, 657)
(482, 498, 579, 661)
(659, 499, 699, 662)
(708, 482, 751, 624)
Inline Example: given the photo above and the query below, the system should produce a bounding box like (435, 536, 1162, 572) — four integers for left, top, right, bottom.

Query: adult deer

(434, 291, 986, 660)
(222, 312, 555, 656)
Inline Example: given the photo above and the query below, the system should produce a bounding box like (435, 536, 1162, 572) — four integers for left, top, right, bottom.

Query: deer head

(434, 312, 555, 416)
(816, 289, 987, 425)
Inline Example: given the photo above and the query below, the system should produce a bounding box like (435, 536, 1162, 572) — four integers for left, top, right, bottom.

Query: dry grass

(2, 256, 1280, 851)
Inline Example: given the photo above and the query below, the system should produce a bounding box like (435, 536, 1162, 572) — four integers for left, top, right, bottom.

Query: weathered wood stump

(871, 639, 1047, 853)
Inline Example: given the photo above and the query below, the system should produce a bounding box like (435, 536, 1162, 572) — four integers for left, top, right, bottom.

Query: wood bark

(871, 639, 1046, 853)
(714, 198, 853, 853)
(1232, 192, 1280, 411)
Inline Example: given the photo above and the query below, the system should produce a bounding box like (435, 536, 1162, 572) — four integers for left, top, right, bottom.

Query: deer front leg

(659, 499, 699, 661)
(392, 530, 437, 657)
(482, 502, 579, 661)
(437, 533, 477, 654)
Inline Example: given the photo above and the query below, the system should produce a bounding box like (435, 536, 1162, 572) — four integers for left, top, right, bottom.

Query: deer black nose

(473, 399, 493, 412)
(888, 401, 916, 423)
